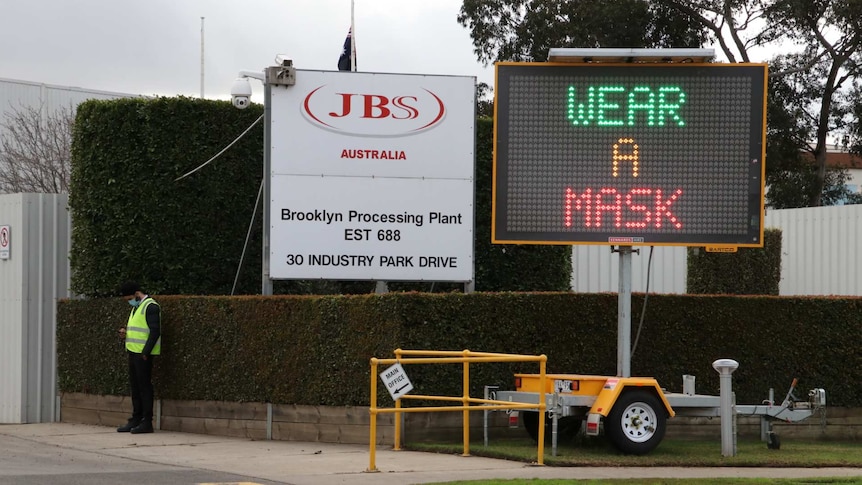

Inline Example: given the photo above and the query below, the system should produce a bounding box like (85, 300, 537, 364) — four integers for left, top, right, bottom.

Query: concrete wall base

(60, 393, 860, 445)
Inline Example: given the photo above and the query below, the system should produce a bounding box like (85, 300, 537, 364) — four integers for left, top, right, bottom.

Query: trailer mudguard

(587, 377, 675, 418)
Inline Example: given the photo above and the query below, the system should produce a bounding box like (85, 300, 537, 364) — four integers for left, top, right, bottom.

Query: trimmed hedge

(687, 228, 782, 295)
(70, 97, 265, 296)
(70, 100, 570, 296)
(58, 292, 862, 407)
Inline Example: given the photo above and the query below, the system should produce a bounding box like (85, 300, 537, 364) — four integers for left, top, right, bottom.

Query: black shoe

(130, 421, 154, 434)
(117, 420, 141, 432)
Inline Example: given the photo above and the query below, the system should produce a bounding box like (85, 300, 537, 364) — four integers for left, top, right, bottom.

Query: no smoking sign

(0, 225, 10, 260)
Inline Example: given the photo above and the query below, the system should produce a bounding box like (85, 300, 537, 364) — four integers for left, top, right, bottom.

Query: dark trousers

(127, 351, 154, 422)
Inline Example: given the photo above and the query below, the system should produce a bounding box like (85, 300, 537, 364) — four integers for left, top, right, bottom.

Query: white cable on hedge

(174, 114, 263, 181)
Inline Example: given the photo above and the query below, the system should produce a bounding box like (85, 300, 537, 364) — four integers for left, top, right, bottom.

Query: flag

(338, 28, 354, 71)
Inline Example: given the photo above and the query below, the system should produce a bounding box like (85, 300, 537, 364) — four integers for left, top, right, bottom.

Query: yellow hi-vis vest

(125, 298, 161, 355)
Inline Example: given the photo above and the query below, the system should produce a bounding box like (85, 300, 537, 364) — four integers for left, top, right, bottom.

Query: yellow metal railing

(368, 349, 547, 472)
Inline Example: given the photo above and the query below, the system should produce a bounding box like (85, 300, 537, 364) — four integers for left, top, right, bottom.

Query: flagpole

(350, 0, 356, 72)
(200, 16, 205, 98)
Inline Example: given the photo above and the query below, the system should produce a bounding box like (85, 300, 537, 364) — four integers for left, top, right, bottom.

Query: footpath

(1, 423, 861, 485)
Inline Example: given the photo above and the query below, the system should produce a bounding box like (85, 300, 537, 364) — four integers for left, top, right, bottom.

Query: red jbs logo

(302, 85, 446, 136)
(329, 94, 420, 119)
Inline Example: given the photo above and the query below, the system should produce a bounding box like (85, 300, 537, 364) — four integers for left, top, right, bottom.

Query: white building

(0, 77, 137, 120)
(824, 146, 862, 203)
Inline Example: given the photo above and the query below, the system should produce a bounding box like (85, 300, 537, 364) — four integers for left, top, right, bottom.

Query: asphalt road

(0, 432, 283, 485)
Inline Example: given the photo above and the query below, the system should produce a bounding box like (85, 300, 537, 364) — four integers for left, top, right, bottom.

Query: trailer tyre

(520, 411, 581, 445)
(606, 390, 667, 455)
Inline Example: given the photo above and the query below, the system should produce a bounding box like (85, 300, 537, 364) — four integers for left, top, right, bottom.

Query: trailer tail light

(508, 411, 520, 428)
(586, 413, 601, 436)
(514, 377, 522, 389)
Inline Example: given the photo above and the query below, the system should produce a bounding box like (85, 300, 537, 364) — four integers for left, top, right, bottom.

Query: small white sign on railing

(379, 362, 413, 401)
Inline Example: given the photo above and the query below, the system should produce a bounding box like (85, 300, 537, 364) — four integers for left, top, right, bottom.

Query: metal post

(155, 399, 161, 430)
(462, 350, 470, 457)
(761, 388, 775, 441)
(394, 398, 402, 450)
(368, 358, 379, 472)
(200, 17, 205, 98)
(617, 246, 633, 377)
(483, 386, 497, 447)
(536, 357, 546, 466)
(551, 397, 558, 457)
(262, 83, 273, 295)
(266, 403, 273, 440)
(713, 359, 739, 457)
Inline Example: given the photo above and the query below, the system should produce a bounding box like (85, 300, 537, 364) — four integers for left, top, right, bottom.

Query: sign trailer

(491, 52, 769, 378)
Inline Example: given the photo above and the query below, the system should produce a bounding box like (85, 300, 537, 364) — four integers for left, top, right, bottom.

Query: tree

(476, 82, 494, 118)
(659, 0, 862, 206)
(457, 0, 707, 64)
(765, 51, 861, 207)
(766, 160, 860, 208)
(459, 1, 862, 207)
(846, 81, 862, 155)
(0, 104, 74, 194)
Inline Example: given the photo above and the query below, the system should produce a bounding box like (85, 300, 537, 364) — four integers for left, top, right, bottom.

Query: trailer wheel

(520, 411, 581, 444)
(606, 390, 667, 455)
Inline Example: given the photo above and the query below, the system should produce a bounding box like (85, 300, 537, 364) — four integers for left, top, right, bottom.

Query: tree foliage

(457, 0, 707, 64)
(0, 104, 74, 194)
(459, 0, 862, 207)
(849, 85, 862, 155)
(765, 53, 861, 207)
(660, 0, 862, 206)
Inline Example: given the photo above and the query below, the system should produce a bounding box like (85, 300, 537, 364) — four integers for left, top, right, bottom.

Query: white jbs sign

(269, 70, 475, 281)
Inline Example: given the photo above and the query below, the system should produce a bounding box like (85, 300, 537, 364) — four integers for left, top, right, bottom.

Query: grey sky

(0, 0, 495, 100)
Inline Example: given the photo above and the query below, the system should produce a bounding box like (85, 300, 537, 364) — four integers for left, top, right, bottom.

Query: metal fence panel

(570, 205, 862, 296)
(765, 205, 862, 296)
(571, 245, 687, 294)
(0, 193, 70, 423)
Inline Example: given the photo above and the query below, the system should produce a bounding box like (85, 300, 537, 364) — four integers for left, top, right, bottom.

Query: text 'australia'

(341, 149, 407, 160)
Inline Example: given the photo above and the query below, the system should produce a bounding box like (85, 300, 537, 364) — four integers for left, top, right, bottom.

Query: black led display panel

(492, 63, 767, 246)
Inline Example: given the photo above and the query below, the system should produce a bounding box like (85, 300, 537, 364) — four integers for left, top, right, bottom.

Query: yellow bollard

(536, 356, 546, 466)
(394, 348, 403, 451)
(394, 398, 402, 450)
(462, 349, 470, 457)
(368, 358, 379, 472)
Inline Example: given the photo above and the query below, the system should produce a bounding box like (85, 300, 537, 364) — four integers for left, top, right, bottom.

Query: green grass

(405, 437, 862, 467)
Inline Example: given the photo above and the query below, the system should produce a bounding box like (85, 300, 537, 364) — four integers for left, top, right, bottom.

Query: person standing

(116, 281, 161, 434)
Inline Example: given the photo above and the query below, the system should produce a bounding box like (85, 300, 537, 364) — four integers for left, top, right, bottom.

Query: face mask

(128, 298, 141, 307)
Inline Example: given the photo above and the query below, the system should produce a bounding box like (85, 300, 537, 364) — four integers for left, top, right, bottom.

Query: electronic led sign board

(492, 63, 767, 246)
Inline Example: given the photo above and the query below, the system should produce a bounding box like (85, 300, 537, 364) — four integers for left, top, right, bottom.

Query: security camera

(231, 78, 253, 109)
(274, 54, 293, 67)
(233, 96, 250, 109)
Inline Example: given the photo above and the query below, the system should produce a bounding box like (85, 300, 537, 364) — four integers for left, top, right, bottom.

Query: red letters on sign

(565, 187, 683, 229)
(329, 94, 420, 119)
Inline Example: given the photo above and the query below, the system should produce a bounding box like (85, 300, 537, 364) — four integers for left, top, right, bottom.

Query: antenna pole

(200, 16, 205, 98)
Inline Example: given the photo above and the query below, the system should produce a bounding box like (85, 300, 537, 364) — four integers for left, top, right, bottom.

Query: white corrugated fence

(571, 204, 862, 296)
(0, 193, 70, 423)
